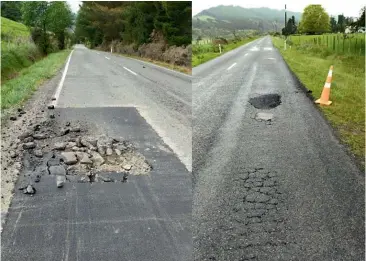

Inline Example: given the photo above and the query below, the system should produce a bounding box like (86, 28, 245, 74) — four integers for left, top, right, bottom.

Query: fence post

(355, 38, 358, 54)
(219, 44, 222, 54)
(333, 36, 335, 51)
(348, 38, 350, 54)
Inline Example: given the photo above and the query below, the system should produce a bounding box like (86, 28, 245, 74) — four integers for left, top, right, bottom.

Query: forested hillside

(75, 1, 192, 67)
(193, 5, 301, 39)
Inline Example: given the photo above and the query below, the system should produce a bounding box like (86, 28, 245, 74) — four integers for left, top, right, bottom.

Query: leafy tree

(22, 2, 50, 54)
(1, 1, 22, 21)
(75, 1, 191, 47)
(48, 2, 73, 50)
(337, 14, 346, 32)
(282, 16, 297, 35)
(330, 16, 337, 33)
(351, 6, 365, 30)
(298, 5, 330, 34)
(22, 2, 73, 53)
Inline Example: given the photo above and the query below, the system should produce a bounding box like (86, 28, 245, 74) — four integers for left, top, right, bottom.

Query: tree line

(282, 5, 365, 35)
(75, 1, 191, 48)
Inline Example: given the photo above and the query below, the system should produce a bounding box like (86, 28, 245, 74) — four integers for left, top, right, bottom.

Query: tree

(337, 14, 346, 32)
(1, 1, 22, 21)
(282, 16, 297, 35)
(47, 2, 73, 50)
(298, 5, 330, 34)
(22, 2, 74, 53)
(75, 1, 191, 47)
(351, 6, 365, 31)
(330, 16, 337, 33)
(22, 2, 50, 54)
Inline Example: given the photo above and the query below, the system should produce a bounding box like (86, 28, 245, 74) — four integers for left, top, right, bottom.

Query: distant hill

(193, 5, 302, 39)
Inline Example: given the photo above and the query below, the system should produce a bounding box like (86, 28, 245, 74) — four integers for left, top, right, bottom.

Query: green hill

(1, 16, 30, 40)
(1, 17, 41, 82)
(193, 5, 302, 39)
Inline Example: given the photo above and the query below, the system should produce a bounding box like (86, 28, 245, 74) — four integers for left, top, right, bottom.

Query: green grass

(272, 36, 365, 167)
(287, 34, 365, 56)
(192, 37, 259, 67)
(1, 17, 30, 40)
(1, 17, 42, 82)
(1, 42, 42, 82)
(1, 50, 71, 110)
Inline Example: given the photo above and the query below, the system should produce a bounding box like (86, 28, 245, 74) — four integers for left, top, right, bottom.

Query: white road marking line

(123, 66, 137, 76)
(264, 47, 273, 51)
(166, 91, 190, 106)
(120, 55, 191, 78)
(105, 56, 110, 60)
(266, 58, 276, 60)
(227, 62, 237, 71)
(250, 46, 260, 51)
(244, 53, 249, 56)
(51, 50, 74, 107)
(96, 52, 100, 54)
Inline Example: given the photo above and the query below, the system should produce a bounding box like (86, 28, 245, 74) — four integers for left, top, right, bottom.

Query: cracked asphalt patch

(195, 167, 296, 261)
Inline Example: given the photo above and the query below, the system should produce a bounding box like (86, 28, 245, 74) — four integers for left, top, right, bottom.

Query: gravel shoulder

(1, 66, 64, 224)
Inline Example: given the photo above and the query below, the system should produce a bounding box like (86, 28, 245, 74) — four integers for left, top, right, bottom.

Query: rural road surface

(192, 36, 364, 260)
(2, 45, 192, 261)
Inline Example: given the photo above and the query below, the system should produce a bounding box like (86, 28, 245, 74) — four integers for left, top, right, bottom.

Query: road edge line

(51, 50, 74, 107)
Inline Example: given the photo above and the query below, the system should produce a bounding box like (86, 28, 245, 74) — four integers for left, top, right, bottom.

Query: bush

(1, 42, 42, 81)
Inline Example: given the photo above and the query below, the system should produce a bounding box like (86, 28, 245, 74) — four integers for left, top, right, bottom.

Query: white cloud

(193, 0, 364, 17)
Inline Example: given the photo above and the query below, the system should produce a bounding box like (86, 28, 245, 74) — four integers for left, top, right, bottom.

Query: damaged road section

(249, 93, 281, 109)
(16, 120, 153, 194)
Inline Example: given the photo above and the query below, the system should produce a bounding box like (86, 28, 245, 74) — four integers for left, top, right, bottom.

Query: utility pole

(284, 4, 287, 50)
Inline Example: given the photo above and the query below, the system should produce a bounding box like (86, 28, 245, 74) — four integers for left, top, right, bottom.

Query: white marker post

(284, 39, 287, 51)
(219, 44, 222, 54)
(111, 46, 113, 53)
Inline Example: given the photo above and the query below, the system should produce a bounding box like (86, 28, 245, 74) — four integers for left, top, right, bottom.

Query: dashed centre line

(227, 63, 237, 70)
(105, 56, 110, 60)
(123, 66, 137, 76)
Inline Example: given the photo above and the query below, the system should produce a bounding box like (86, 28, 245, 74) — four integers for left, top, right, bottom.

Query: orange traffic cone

(315, 66, 333, 106)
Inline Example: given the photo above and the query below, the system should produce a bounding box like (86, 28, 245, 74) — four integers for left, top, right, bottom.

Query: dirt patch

(249, 94, 282, 109)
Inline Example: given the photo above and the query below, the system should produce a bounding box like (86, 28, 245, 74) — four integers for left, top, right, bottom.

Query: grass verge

(116, 53, 191, 75)
(272, 36, 365, 167)
(1, 50, 71, 110)
(192, 37, 259, 67)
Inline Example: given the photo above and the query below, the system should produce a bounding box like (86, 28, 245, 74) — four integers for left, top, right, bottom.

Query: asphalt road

(1, 45, 192, 261)
(57, 45, 192, 171)
(192, 36, 364, 261)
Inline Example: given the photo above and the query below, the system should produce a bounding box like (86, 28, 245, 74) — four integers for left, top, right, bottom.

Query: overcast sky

(66, 1, 364, 17)
(67, 0, 81, 14)
(193, 0, 364, 17)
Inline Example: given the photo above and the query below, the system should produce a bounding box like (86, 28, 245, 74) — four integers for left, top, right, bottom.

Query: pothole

(249, 94, 281, 109)
(16, 120, 154, 192)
